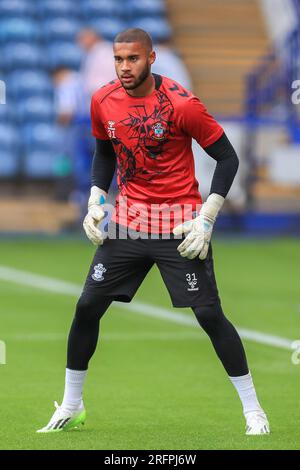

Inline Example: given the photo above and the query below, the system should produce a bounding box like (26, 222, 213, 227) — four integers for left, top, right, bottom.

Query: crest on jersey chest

(150, 121, 167, 141)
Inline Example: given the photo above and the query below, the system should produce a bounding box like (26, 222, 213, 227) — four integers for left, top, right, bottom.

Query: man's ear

(149, 50, 156, 65)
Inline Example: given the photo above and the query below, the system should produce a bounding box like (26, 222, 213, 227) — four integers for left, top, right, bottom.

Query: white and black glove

(173, 193, 224, 260)
(83, 186, 106, 246)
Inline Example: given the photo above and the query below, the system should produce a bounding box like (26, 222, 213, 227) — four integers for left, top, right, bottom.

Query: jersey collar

(153, 73, 162, 90)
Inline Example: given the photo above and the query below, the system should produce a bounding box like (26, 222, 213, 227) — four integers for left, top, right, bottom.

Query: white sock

(229, 372, 263, 416)
(61, 368, 87, 410)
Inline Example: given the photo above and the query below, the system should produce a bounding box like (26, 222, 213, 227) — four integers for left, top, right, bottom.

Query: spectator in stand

(52, 67, 88, 126)
(51, 67, 91, 214)
(77, 28, 116, 97)
(152, 38, 192, 90)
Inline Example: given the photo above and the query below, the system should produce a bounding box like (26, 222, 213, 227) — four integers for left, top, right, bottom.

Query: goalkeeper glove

(173, 193, 224, 260)
(83, 186, 106, 245)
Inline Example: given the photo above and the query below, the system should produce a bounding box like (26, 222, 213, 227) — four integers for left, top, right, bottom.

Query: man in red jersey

(37, 29, 269, 435)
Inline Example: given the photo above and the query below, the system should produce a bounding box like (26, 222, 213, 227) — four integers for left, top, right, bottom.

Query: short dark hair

(114, 28, 153, 52)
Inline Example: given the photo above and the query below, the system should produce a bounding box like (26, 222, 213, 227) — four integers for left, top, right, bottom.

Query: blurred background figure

(152, 38, 192, 90)
(78, 28, 116, 98)
(51, 65, 91, 216)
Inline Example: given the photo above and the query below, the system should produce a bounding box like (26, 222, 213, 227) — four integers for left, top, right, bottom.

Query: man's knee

(192, 301, 224, 328)
(74, 292, 110, 323)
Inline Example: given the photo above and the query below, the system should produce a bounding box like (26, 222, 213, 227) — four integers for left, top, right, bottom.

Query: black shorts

(82, 224, 220, 308)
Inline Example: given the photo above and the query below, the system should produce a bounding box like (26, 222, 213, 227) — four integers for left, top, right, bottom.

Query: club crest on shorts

(151, 121, 167, 140)
(92, 263, 107, 282)
(186, 273, 199, 291)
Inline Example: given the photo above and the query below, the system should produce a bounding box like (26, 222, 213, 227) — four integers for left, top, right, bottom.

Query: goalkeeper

(37, 28, 269, 435)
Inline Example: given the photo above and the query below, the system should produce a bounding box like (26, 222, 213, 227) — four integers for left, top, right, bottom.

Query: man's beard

(120, 63, 150, 90)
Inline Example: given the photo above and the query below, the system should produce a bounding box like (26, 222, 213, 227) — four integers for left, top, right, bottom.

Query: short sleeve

(179, 96, 224, 148)
(90, 94, 108, 139)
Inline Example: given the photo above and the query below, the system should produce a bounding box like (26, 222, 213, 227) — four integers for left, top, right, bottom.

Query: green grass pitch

(0, 237, 299, 450)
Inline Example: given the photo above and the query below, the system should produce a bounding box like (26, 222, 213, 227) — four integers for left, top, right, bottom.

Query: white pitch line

(0, 265, 295, 351)
(0, 266, 81, 296)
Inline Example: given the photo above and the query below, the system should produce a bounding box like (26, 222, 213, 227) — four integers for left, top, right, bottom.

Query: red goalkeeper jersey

(90, 74, 224, 233)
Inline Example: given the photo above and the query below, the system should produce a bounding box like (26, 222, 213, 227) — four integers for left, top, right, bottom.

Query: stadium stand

(243, 0, 300, 213)
(0, 17, 41, 43)
(0, 0, 36, 18)
(86, 18, 127, 42)
(37, 0, 81, 19)
(2, 43, 46, 70)
(43, 18, 82, 43)
(0, 123, 20, 177)
(166, 0, 269, 116)
(81, 0, 121, 19)
(8, 71, 53, 100)
(0, 0, 173, 232)
(0, 0, 299, 233)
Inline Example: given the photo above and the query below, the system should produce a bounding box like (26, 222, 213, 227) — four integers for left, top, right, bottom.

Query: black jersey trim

(99, 84, 123, 104)
(153, 73, 163, 90)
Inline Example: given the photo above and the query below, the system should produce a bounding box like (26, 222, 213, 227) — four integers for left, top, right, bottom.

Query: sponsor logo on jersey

(107, 121, 116, 139)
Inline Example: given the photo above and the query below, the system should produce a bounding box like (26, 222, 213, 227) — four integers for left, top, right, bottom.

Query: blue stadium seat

(128, 0, 166, 18)
(2, 43, 45, 71)
(87, 18, 127, 41)
(0, 149, 20, 177)
(22, 123, 63, 151)
(130, 18, 172, 42)
(16, 97, 55, 124)
(37, 0, 81, 19)
(24, 150, 57, 178)
(42, 18, 82, 43)
(0, 18, 41, 43)
(47, 42, 83, 70)
(0, 0, 36, 18)
(7, 71, 53, 100)
(0, 103, 12, 123)
(0, 123, 19, 150)
(0, 124, 20, 176)
(0, 50, 4, 70)
(81, 0, 120, 20)
(22, 124, 66, 178)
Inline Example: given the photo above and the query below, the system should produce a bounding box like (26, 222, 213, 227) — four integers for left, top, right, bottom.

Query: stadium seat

(2, 43, 45, 71)
(8, 71, 53, 99)
(42, 18, 82, 43)
(0, 123, 19, 150)
(47, 42, 83, 70)
(37, 0, 81, 19)
(15, 97, 55, 124)
(23, 150, 57, 178)
(81, 0, 120, 20)
(127, 0, 166, 19)
(0, 103, 12, 123)
(0, 74, 6, 101)
(22, 123, 63, 151)
(0, 0, 36, 18)
(87, 18, 127, 41)
(22, 124, 67, 179)
(0, 18, 41, 44)
(0, 123, 20, 176)
(0, 149, 20, 177)
(130, 17, 172, 43)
